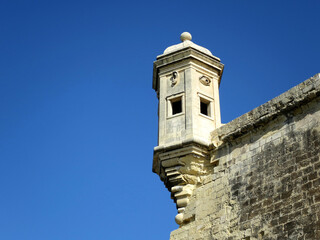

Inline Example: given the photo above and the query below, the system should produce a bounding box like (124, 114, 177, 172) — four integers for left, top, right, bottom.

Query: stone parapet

(212, 73, 320, 145)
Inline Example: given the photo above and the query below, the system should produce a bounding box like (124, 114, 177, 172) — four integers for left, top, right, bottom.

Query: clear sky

(0, 1, 319, 239)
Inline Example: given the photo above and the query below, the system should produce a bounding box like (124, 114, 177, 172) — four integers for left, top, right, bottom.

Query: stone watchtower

(152, 33, 320, 239)
(152, 32, 224, 225)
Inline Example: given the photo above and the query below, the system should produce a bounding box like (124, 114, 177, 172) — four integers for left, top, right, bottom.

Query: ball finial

(180, 32, 192, 42)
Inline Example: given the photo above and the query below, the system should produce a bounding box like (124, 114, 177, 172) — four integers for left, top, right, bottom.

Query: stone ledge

(152, 137, 211, 176)
(212, 73, 320, 144)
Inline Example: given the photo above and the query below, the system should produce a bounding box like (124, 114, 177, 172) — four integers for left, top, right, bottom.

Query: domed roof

(162, 32, 214, 57)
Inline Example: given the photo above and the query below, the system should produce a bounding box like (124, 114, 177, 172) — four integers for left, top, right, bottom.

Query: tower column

(152, 33, 224, 225)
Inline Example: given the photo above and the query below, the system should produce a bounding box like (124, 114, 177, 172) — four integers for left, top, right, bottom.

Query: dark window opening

(172, 99, 182, 115)
(200, 101, 209, 116)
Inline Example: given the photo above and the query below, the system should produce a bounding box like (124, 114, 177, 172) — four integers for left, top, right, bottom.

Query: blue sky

(0, 1, 319, 239)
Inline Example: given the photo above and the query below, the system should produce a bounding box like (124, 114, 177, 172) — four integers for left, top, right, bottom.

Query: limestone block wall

(170, 74, 320, 240)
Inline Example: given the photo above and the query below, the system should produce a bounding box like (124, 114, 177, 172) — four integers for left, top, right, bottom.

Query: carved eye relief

(199, 76, 211, 86)
(170, 71, 178, 87)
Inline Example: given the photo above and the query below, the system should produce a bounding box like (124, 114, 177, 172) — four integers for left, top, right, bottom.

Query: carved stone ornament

(170, 71, 178, 87)
(156, 145, 213, 226)
(199, 75, 211, 86)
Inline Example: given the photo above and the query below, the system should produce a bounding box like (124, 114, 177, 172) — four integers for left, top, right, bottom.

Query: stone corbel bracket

(153, 144, 211, 225)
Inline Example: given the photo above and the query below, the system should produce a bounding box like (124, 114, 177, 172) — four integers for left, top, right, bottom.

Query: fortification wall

(170, 74, 320, 240)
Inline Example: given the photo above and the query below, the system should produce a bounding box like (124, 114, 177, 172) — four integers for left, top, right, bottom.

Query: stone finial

(180, 32, 192, 42)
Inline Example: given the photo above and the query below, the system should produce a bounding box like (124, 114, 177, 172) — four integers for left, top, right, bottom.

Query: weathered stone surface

(212, 73, 320, 145)
(170, 74, 320, 239)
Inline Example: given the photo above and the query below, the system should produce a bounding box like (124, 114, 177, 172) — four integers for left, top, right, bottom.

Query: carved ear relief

(170, 71, 179, 87)
(199, 75, 211, 86)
